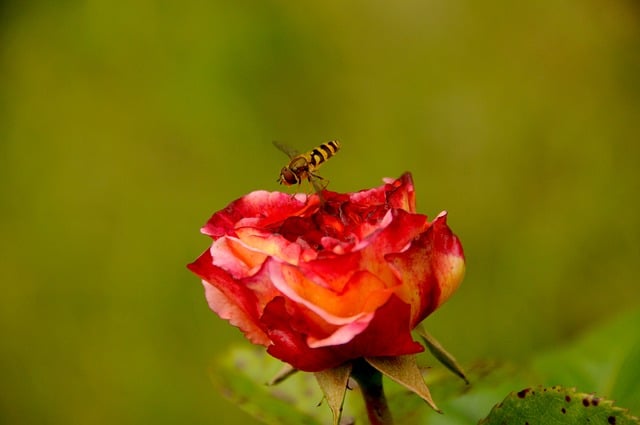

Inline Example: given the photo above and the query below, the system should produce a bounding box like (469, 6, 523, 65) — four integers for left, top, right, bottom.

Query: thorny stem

(350, 359, 393, 425)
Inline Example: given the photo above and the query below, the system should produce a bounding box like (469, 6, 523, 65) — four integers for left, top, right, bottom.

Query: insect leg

(309, 173, 329, 192)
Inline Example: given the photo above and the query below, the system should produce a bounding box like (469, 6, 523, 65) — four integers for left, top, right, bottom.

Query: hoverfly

(273, 140, 341, 194)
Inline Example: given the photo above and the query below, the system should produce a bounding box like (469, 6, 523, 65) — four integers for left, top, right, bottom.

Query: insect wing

(272, 141, 300, 159)
(309, 175, 326, 193)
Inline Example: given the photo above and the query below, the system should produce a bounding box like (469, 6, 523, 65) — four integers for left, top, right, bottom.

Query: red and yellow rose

(188, 173, 465, 372)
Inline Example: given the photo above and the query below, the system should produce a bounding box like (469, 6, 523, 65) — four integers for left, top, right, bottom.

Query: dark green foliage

(480, 386, 638, 425)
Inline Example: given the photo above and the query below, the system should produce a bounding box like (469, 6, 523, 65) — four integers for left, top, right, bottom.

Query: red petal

(187, 249, 271, 345)
(235, 227, 313, 265)
(298, 251, 363, 293)
(386, 211, 465, 326)
(209, 236, 268, 279)
(271, 262, 392, 321)
(201, 190, 318, 238)
(338, 295, 424, 358)
(263, 295, 424, 372)
(365, 209, 427, 255)
(384, 172, 416, 212)
(264, 297, 352, 372)
(428, 212, 465, 307)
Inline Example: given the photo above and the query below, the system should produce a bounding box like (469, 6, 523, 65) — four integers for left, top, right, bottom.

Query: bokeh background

(1, 1, 639, 424)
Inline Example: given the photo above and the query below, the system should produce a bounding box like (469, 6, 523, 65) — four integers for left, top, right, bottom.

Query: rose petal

(201, 190, 318, 238)
(263, 295, 424, 372)
(342, 295, 424, 358)
(298, 252, 362, 293)
(307, 313, 374, 348)
(429, 211, 466, 307)
(270, 262, 394, 324)
(348, 186, 388, 206)
(386, 211, 465, 326)
(235, 227, 311, 265)
(359, 209, 427, 254)
(200, 282, 271, 346)
(351, 209, 394, 246)
(188, 250, 271, 345)
(264, 297, 353, 372)
(384, 172, 416, 212)
(210, 236, 268, 279)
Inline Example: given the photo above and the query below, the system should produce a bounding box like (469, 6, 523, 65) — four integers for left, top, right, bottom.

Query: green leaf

(531, 309, 640, 413)
(479, 386, 639, 425)
(610, 338, 640, 411)
(211, 346, 328, 425)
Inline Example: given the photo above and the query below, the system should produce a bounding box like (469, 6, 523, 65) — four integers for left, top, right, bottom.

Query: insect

(273, 140, 341, 194)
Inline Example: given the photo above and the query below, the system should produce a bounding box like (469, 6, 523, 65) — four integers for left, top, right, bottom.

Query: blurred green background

(1, 1, 639, 424)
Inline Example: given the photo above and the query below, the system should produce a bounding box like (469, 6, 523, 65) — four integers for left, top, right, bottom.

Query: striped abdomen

(303, 140, 341, 171)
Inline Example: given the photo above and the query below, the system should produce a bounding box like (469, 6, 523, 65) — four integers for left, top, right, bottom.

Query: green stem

(351, 359, 394, 425)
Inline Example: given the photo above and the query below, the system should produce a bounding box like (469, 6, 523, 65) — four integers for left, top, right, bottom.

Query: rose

(188, 173, 465, 372)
